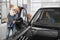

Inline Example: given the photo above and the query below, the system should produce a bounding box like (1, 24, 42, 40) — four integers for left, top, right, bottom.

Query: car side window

(41, 11, 55, 23)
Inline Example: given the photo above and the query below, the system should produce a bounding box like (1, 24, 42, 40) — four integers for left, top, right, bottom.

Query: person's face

(10, 9, 16, 16)
(46, 12, 49, 17)
(27, 14, 32, 20)
(45, 12, 50, 18)
(16, 7, 20, 13)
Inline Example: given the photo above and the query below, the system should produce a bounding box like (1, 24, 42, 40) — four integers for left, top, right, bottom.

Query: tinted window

(37, 9, 60, 23)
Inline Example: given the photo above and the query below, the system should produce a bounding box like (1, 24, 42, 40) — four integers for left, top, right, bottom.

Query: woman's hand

(13, 20, 16, 24)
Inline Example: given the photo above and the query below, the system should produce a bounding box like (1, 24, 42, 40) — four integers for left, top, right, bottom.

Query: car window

(40, 9, 60, 23)
(31, 10, 42, 23)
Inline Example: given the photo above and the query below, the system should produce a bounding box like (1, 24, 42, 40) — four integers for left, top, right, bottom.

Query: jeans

(6, 24, 16, 39)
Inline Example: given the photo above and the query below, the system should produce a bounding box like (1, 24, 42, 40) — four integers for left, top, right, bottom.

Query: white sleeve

(21, 9, 27, 21)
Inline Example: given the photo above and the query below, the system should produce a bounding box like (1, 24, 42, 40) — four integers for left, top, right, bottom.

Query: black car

(7, 7, 60, 40)
(29, 7, 60, 40)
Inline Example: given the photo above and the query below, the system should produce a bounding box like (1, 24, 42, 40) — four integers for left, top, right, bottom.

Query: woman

(6, 4, 18, 39)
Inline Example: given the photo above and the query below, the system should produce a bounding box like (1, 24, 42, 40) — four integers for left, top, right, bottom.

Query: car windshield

(36, 8, 60, 24)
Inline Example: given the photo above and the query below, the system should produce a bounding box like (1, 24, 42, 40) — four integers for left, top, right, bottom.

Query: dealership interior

(0, 0, 60, 40)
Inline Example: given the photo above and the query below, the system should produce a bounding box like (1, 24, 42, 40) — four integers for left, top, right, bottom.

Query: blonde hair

(9, 4, 14, 9)
(27, 13, 32, 20)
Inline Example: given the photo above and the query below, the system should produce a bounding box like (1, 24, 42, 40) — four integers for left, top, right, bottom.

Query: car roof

(40, 7, 60, 9)
(38, 7, 60, 11)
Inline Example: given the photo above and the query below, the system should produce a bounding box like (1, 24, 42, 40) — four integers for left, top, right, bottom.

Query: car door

(30, 8, 58, 38)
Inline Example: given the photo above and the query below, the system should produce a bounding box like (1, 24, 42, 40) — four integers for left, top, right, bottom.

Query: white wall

(27, 0, 60, 18)
(41, 0, 60, 7)
(41, 0, 60, 2)
(10, 0, 17, 6)
(23, 0, 27, 4)
(1, 0, 9, 19)
(18, 0, 23, 6)
(27, 0, 42, 18)
(27, 0, 31, 13)
(2, 3, 7, 18)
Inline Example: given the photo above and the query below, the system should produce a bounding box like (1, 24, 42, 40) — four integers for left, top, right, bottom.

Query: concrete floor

(0, 23, 11, 40)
